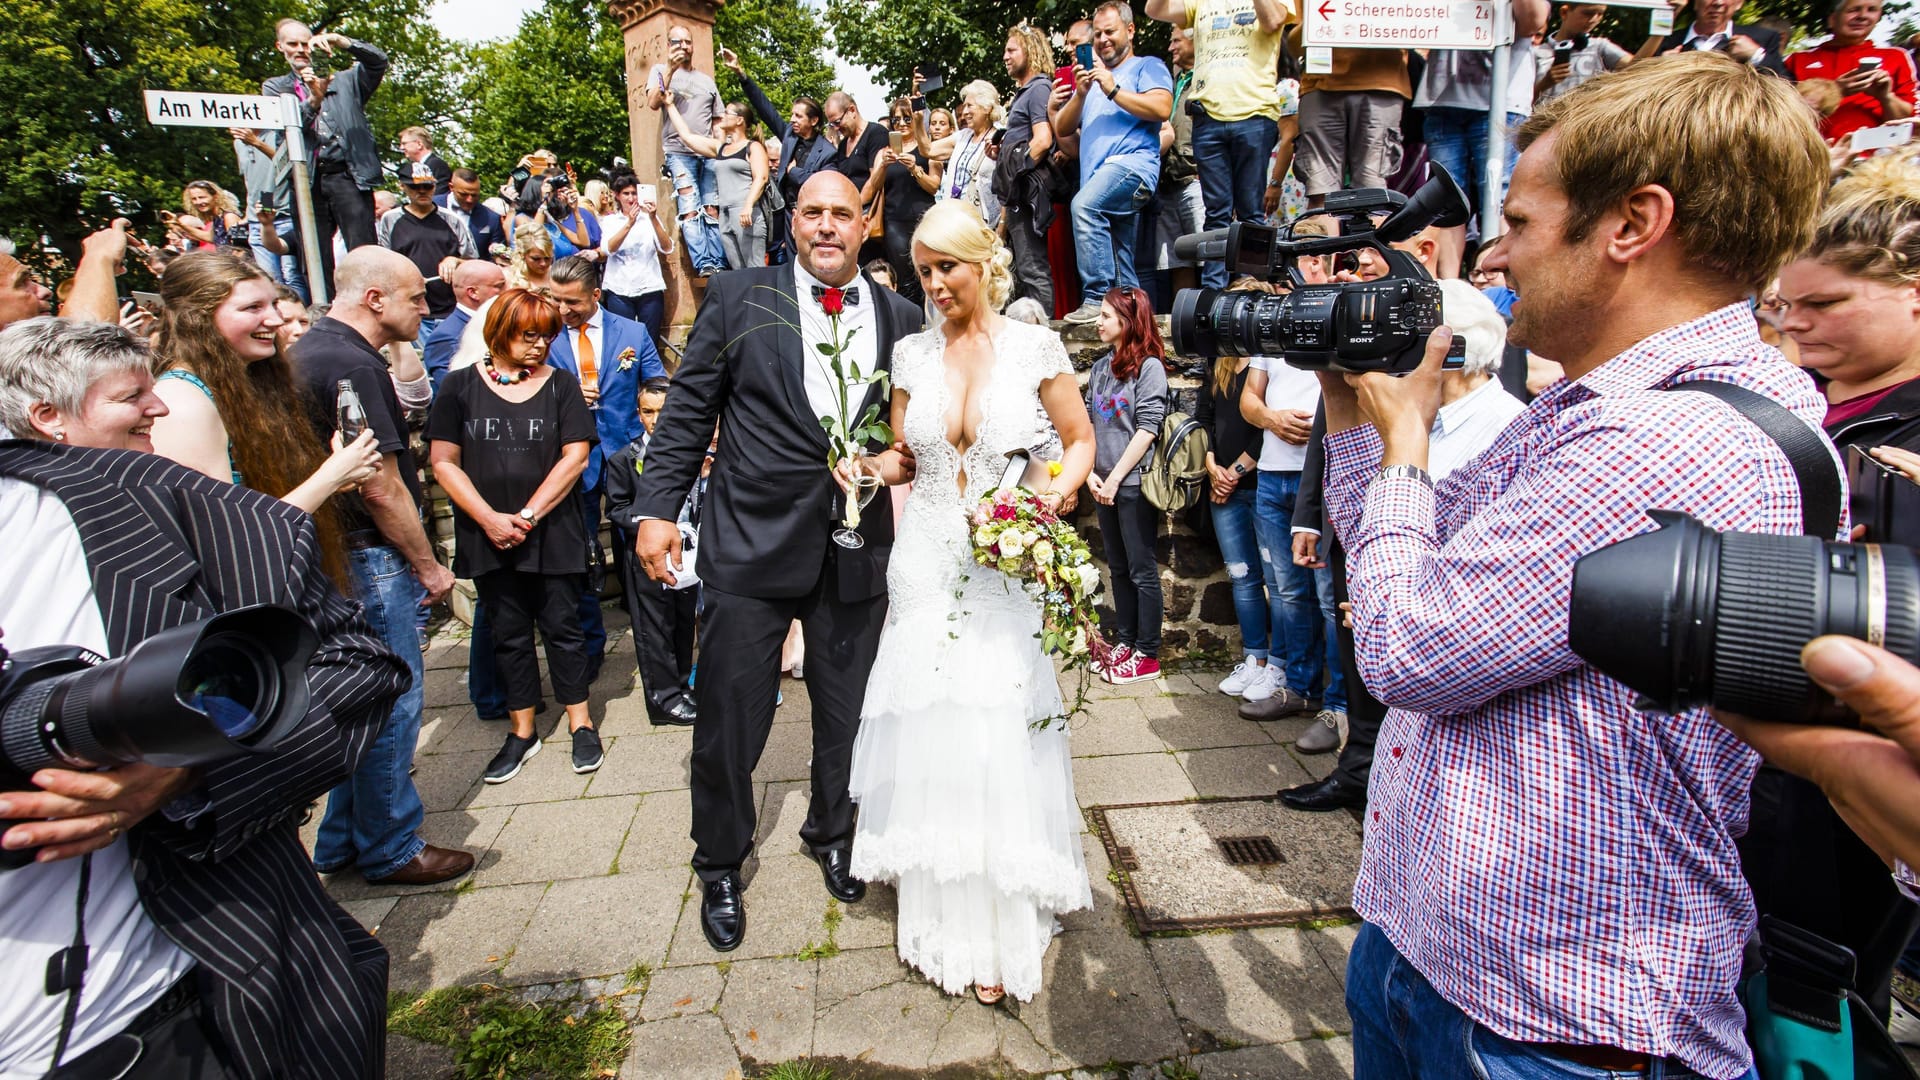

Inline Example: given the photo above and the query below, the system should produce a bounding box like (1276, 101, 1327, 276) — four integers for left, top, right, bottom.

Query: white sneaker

(1241, 663, 1283, 702)
(1218, 657, 1266, 696)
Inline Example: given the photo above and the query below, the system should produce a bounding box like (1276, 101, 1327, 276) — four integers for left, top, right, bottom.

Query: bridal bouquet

(969, 483, 1102, 729)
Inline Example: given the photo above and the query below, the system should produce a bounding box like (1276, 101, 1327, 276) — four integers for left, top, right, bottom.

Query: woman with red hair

(1085, 286, 1169, 683)
(427, 288, 602, 783)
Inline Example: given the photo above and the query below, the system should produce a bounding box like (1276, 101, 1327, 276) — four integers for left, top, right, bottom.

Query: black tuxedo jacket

(0, 442, 410, 1079)
(1657, 24, 1791, 78)
(633, 267, 923, 601)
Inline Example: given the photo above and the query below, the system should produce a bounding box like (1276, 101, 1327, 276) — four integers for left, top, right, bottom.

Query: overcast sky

(429, 0, 891, 113)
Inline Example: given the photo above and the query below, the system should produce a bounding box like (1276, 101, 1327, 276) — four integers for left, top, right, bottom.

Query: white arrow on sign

(1303, 0, 1498, 49)
(144, 89, 286, 129)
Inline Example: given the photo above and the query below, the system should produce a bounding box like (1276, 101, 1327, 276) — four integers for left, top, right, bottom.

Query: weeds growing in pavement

(387, 985, 630, 1079)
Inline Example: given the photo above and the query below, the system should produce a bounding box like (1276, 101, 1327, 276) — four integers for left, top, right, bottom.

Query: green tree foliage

(0, 0, 461, 270)
(459, 0, 631, 186)
(823, 0, 1168, 105)
(714, 0, 838, 116)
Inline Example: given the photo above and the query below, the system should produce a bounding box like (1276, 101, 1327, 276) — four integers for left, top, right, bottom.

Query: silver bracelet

(1379, 464, 1433, 489)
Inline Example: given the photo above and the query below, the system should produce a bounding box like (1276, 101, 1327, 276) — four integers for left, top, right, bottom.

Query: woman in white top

(918, 80, 1004, 228)
(598, 172, 675, 347)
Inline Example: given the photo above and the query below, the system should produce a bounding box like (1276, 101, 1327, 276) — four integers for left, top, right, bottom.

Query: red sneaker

(1093, 642, 1132, 678)
(1105, 652, 1161, 685)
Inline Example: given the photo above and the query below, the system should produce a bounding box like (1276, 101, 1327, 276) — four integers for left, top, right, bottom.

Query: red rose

(820, 287, 846, 316)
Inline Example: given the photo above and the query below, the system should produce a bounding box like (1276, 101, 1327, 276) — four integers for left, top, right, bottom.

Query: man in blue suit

(547, 253, 666, 676)
(422, 259, 505, 390)
(437, 168, 509, 263)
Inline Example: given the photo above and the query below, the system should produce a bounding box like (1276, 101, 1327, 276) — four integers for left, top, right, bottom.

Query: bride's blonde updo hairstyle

(911, 201, 1015, 313)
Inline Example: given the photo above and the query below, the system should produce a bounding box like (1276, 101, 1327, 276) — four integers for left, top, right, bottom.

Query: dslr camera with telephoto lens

(0, 606, 320, 869)
(1169, 165, 1472, 375)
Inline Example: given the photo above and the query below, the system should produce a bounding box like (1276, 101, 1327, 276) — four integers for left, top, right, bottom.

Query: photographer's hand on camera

(0, 763, 198, 863)
(1337, 326, 1453, 470)
(1715, 637, 1920, 871)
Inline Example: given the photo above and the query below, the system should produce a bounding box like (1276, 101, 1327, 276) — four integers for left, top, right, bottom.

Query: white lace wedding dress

(848, 319, 1092, 1002)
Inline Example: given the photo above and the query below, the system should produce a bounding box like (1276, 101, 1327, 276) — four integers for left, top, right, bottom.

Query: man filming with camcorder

(0, 400, 409, 1077)
(1282, 54, 1833, 1078)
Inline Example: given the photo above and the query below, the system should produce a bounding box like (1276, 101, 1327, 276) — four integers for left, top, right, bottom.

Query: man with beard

(1322, 55, 1834, 1077)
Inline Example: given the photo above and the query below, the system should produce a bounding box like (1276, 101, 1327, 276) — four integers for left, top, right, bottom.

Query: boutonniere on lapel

(616, 346, 638, 373)
(748, 282, 891, 550)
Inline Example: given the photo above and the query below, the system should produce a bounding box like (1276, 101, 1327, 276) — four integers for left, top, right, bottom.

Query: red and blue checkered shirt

(1323, 305, 1838, 1079)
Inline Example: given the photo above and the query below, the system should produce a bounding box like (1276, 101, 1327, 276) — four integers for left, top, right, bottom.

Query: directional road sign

(1302, 0, 1498, 49)
(144, 89, 287, 129)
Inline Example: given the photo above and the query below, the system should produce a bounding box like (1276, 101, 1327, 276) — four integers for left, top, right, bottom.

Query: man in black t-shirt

(378, 160, 478, 346)
(825, 92, 889, 193)
(292, 247, 473, 888)
(1000, 23, 1060, 307)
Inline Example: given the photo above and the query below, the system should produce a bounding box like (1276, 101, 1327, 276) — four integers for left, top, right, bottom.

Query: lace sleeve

(889, 333, 924, 397)
(1033, 326, 1075, 382)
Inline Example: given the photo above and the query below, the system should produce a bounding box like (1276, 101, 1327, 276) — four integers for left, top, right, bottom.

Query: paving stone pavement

(321, 615, 1360, 1077)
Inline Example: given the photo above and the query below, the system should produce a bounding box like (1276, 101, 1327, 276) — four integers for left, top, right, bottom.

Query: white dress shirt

(1428, 375, 1526, 481)
(601, 212, 667, 298)
(792, 263, 879, 428)
(0, 479, 196, 1079)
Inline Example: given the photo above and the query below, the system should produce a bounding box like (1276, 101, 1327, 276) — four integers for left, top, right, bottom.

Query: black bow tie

(811, 285, 861, 307)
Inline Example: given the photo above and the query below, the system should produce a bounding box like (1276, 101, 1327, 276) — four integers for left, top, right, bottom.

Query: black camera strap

(45, 851, 92, 1070)
(1665, 380, 1844, 538)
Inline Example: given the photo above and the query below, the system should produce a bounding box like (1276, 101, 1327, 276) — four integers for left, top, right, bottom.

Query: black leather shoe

(812, 847, 866, 903)
(701, 874, 745, 951)
(1278, 774, 1367, 813)
(651, 698, 698, 727)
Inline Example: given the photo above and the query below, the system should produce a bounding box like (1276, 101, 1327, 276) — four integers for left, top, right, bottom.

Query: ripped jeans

(1209, 483, 1268, 660)
(666, 151, 726, 274)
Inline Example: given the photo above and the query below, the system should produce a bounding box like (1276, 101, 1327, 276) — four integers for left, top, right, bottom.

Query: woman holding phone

(862, 96, 938, 303)
(664, 98, 771, 270)
(917, 80, 1004, 227)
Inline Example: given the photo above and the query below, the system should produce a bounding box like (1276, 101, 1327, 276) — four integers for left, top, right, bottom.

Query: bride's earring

(54, 430, 67, 441)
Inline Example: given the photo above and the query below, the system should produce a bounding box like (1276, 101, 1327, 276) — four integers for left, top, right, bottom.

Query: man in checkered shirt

(1320, 55, 1837, 1079)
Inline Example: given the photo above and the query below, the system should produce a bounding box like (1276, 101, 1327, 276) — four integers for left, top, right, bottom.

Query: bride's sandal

(973, 984, 1005, 1005)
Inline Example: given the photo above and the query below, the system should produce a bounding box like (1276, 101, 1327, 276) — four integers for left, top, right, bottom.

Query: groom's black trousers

(690, 574, 887, 884)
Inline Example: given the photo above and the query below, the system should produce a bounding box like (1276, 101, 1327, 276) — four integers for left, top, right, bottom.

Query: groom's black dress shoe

(812, 847, 866, 903)
(1277, 774, 1367, 812)
(701, 874, 746, 951)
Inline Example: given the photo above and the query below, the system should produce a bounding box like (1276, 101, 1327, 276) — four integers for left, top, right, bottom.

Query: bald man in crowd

(423, 258, 507, 389)
(292, 247, 474, 887)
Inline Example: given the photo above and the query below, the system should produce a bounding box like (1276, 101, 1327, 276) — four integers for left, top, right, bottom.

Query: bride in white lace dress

(852, 202, 1098, 1003)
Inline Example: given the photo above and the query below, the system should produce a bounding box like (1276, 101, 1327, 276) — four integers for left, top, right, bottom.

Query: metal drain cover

(1217, 835, 1284, 866)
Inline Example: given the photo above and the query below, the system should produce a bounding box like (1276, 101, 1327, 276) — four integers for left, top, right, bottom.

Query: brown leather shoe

(368, 845, 475, 886)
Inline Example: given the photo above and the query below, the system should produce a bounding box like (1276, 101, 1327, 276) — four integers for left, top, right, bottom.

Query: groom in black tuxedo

(634, 171, 923, 951)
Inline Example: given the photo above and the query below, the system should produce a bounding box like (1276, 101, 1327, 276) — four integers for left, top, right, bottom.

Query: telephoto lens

(1568, 510, 1920, 725)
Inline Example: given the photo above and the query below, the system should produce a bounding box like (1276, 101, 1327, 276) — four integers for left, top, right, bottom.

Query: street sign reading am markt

(144, 89, 287, 128)
(1303, 0, 1497, 48)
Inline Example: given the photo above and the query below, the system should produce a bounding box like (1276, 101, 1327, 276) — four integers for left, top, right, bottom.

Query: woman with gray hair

(1428, 279, 1524, 481)
(919, 79, 1006, 226)
(0, 317, 167, 450)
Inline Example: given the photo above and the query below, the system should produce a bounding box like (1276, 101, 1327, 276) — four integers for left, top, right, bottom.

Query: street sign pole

(1483, 0, 1513, 240)
(279, 93, 329, 307)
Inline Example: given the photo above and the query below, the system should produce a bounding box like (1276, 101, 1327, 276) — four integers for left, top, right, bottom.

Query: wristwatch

(1230, 461, 1248, 476)
(1379, 464, 1433, 488)
(518, 507, 536, 524)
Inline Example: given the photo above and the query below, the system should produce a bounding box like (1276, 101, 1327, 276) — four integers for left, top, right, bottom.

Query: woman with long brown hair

(146, 252, 377, 549)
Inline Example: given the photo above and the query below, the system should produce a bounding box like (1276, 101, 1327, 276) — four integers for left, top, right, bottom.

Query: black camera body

(1169, 165, 1472, 375)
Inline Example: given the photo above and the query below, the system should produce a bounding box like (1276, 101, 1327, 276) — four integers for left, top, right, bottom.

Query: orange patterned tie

(577, 326, 598, 394)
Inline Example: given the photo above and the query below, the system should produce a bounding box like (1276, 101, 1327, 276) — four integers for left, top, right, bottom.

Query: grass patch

(387, 985, 630, 1079)
(794, 898, 844, 962)
(760, 1062, 839, 1080)
(1157, 1058, 1202, 1080)
(622, 961, 651, 990)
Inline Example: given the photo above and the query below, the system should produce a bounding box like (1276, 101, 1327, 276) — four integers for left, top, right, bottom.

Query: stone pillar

(610, 0, 723, 353)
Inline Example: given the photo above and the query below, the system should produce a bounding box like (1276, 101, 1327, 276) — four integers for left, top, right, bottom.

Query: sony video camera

(0, 606, 319, 869)
(1170, 164, 1472, 375)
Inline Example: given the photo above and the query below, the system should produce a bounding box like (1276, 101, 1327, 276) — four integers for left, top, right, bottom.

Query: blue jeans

(1071, 159, 1157, 306)
(1422, 107, 1526, 224)
(1190, 113, 1279, 289)
(1348, 923, 1738, 1080)
(314, 546, 427, 878)
(1314, 563, 1346, 711)
(1254, 471, 1325, 700)
(1209, 485, 1268, 660)
(248, 216, 308, 303)
(666, 151, 726, 274)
